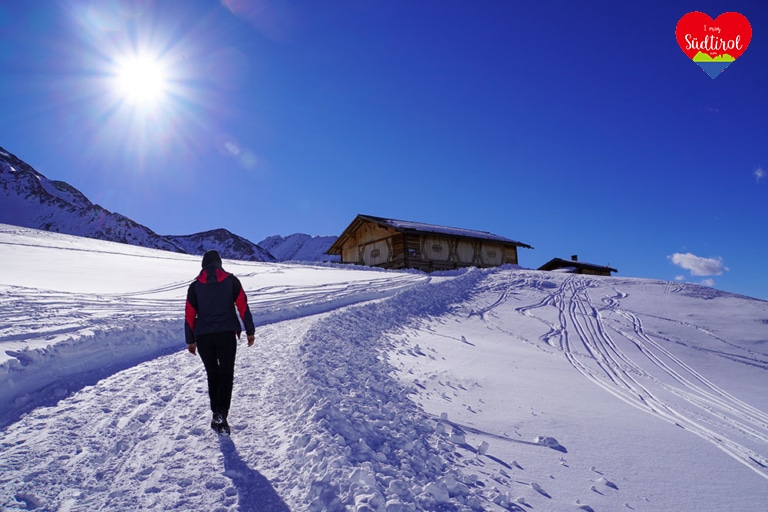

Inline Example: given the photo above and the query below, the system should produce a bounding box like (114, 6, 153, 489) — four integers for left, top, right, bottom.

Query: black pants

(196, 332, 237, 418)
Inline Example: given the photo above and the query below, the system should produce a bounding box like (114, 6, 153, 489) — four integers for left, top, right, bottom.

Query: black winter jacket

(185, 264, 255, 345)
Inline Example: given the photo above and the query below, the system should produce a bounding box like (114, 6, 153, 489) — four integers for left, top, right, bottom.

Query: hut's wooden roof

(327, 214, 533, 255)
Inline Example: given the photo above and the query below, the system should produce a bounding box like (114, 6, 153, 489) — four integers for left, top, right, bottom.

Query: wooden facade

(326, 214, 533, 272)
(538, 255, 617, 276)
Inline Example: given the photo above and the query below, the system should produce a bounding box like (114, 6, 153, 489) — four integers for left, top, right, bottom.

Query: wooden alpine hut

(538, 255, 617, 276)
(326, 214, 533, 272)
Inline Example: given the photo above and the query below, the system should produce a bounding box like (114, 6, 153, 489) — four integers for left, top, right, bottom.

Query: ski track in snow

(510, 275, 768, 479)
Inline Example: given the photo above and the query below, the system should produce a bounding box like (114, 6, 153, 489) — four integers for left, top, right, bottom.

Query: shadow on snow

(219, 436, 291, 512)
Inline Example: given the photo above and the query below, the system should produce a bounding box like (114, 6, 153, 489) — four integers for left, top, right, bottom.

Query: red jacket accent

(184, 265, 255, 345)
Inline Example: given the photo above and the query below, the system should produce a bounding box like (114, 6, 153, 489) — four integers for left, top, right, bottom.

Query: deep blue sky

(1, 1, 766, 299)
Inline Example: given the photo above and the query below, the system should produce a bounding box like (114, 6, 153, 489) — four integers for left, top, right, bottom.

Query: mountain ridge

(0, 145, 334, 263)
(258, 233, 339, 263)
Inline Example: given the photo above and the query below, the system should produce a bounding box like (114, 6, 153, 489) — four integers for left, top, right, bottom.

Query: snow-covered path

(0, 315, 314, 511)
(0, 224, 427, 426)
(2, 227, 768, 511)
(0, 263, 481, 511)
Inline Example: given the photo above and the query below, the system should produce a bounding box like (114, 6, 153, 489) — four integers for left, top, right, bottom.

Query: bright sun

(112, 54, 169, 105)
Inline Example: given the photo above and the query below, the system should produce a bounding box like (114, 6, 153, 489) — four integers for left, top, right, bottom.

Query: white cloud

(668, 253, 729, 276)
(756, 167, 765, 183)
(674, 275, 686, 282)
(700, 278, 715, 287)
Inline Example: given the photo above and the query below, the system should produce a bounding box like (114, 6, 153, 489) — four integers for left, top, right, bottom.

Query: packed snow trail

(0, 252, 427, 426)
(0, 318, 306, 511)
(0, 269, 522, 511)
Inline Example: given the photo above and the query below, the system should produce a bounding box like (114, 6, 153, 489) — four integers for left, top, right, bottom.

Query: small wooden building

(538, 255, 617, 276)
(326, 214, 533, 272)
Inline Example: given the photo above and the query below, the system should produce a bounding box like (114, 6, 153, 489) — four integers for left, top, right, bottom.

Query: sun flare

(112, 54, 169, 105)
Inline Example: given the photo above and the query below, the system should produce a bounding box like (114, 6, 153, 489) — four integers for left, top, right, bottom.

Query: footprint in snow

(597, 476, 619, 490)
(535, 435, 567, 453)
(14, 492, 44, 510)
(530, 482, 551, 498)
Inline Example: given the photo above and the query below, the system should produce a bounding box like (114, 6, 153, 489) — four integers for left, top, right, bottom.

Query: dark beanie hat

(201, 250, 222, 268)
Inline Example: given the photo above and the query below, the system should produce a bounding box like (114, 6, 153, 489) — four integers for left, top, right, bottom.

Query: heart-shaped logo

(676, 12, 752, 79)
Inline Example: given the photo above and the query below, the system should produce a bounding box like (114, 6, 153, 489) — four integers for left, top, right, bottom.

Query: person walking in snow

(185, 250, 255, 435)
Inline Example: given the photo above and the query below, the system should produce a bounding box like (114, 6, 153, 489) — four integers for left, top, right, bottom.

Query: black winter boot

(211, 412, 230, 435)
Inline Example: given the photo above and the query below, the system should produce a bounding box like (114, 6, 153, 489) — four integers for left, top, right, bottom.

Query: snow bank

(275, 269, 497, 511)
(0, 321, 180, 426)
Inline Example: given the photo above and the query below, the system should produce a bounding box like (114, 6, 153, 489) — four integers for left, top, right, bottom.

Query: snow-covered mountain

(0, 145, 277, 262)
(0, 146, 185, 253)
(258, 233, 339, 262)
(168, 229, 275, 263)
(1, 225, 767, 511)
